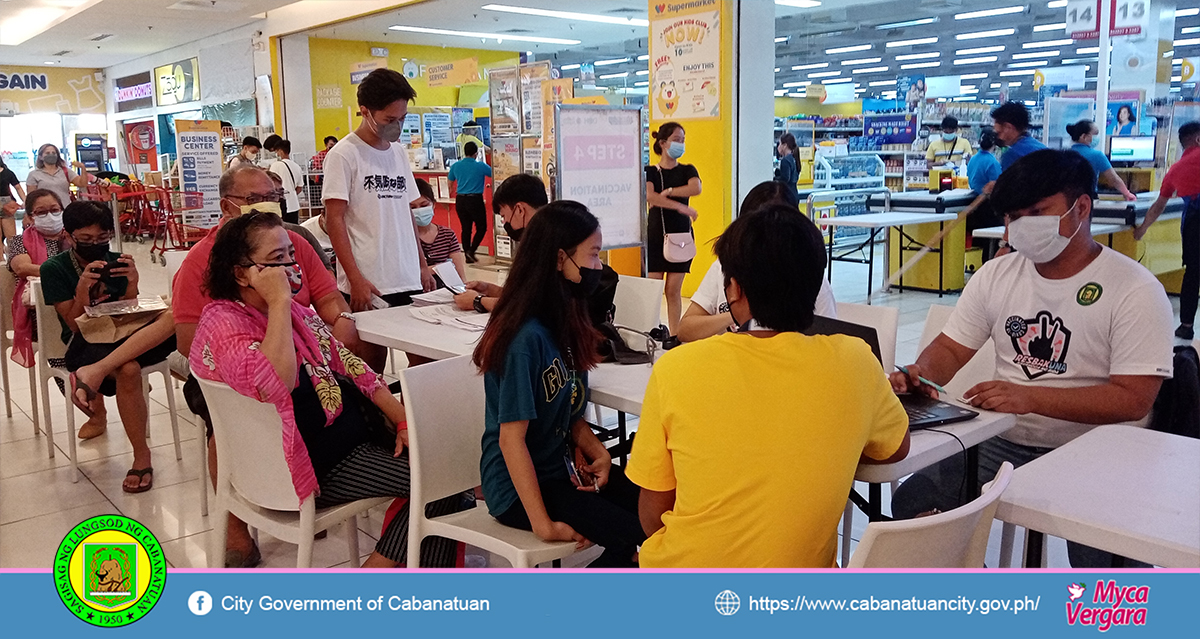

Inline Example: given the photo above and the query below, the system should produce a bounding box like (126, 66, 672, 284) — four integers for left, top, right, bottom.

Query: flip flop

(123, 467, 153, 494)
(69, 372, 97, 418)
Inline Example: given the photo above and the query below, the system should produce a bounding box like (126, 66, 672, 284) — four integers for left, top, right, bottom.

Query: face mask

(237, 201, 282, 217)
(1008, 201, 1084, 264)
(666, 141, 686, 159)
(74, 241, 109, 263)
(566, 255, 602, 299)
(248, 261, 303, 296)
(242, 150, 256, 160)
(33, 211, 63, 236)
(412, 205, 435, 227)
(42, 152, 59, 165)
(942, 133, 957, 142)
(503, 222, 524, 242)
(368, 111, 402, 144)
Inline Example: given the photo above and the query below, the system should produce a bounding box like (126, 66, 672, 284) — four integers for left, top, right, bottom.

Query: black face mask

(566, 255, 602, 299)
(75, 242, 109, 263)
(503, 222, 524, 243)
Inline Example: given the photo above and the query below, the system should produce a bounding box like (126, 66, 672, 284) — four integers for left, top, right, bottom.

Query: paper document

(411, 289, 457, 306)
(432, 261, 466, 294)
(409, 305, 487, 331)
(84, 296, 169, 318)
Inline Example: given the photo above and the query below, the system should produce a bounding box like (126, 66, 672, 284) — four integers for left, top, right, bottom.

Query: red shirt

(1160, 146, 1200, 199)
(172, 221, 339, 328)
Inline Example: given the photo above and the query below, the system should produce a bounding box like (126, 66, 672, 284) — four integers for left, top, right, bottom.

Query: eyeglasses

(73, 233, 113, 245)
(29, 207, 62, 217)
(227, 191, 286, 205)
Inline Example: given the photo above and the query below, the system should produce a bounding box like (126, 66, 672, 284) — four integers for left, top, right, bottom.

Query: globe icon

(714, 590, 740, 616)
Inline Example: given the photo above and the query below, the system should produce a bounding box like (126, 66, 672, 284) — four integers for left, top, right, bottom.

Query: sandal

(69, 372, 98, 418)
(122, 467, 153, 494)
(225, 542, 262, 569)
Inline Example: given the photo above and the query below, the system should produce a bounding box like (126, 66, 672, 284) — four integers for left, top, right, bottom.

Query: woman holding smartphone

(474, 201, 644, 567)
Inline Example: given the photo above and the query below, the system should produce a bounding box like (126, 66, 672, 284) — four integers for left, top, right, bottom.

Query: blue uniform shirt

(447, 156, 492, 195)
(1000, 134, 1048, 171)
(967, 150, 1001, 194)
(1071, 143, 1114, 192)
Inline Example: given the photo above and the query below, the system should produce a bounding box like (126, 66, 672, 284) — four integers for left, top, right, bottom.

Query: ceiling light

(1177, 8, 1200, 17)
(635, 70, 649, 76)
(1076, 47, 1099, 54)
(886, 37, 939, 47)
(901, 61, 942, 69)
(841, 57, 883, 66)
(1024, 39, 1074, 49)
(1183, 27, 1200, 34)
(960, 73, 988, 79)
(1008, 60, 1048, 68)
(956, 29, 1016, 40)
(43, 60, 57, 65)
(561, 63, 581, 70)
(775, 67, 781, 72)
(1061, 57, 1097, 64)
(388, 25, 580, 45)
(775, 89, 787, 96)
(1173, 75, 1184, 81)
(776, 1, 823, 8)
(1013, 50, 1060, 58)
(869, 79, 897, 86)
(960, 86, 980, 93)
(808, 70, 842, 78)
(823, 77, 854, 84)
(1009, 81, 1023, 86)
(1024, 100, 1037, 106)
(990, 82, 1002, 88)
(852, 66, 890, 74)
(775, 36, 790, 43)
(999, 69, 1036, 76)
(876, 17, 938, 30)
(1048, 1, 1067, 8)
(783, 81, 811, 87)
(1175, 38, 1200, 46)
(637, 55, 649, 61)
(788, 92, 806, 97)
(594, 57, 629, 66)
(793, 62, 829, 70)
(955, 6, 1024, 20)
(635, 81, 649, 87)
(1175, 59, 1185, 65)
(825, 44, 872, 54)
(480, 5, 648, 26)
(1034, 23, 1067, 32)
(956, 45, 1005, 55)
(896, 52, 940, 60)
(954, 56, 999, 65)
(599, 72, 628, 79)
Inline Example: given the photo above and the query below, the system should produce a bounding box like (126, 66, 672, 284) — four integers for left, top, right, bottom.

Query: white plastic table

(996, 425, 1200, 568)
(972, 222, 1128, 246)
(820, 212, 959, 300)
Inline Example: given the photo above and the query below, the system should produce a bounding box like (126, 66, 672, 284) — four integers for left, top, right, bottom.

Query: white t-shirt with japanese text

(943, 248, 1174, 448)
(691, 259, 838, 320)
(321, 132, 422, 295)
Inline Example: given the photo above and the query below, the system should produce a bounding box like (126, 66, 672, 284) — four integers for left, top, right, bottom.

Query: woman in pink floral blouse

(191, 212, 464, 568)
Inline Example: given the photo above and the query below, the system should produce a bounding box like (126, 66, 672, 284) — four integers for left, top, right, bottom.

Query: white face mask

(237, 201, 282, 217)
(1008, 201, 1084, 264)
(33, 211, 64, 236)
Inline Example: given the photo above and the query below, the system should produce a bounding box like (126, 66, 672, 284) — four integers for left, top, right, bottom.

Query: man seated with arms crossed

(891, 149, 1174, 567)
(627, 205, 910, 568)
(173, 165, 382, 568)
(453, 173, 618, 326)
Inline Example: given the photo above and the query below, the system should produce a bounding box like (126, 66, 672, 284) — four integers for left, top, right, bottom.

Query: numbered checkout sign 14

(1066, 0, 1149, 39)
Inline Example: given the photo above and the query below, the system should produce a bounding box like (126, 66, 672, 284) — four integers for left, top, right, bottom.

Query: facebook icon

(188, 590, 213, 616)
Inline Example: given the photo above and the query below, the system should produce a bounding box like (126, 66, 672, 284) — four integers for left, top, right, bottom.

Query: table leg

(867, 228, 876, 304)
(1108, 233, 1114, 248)
(896, 227, 904, 294)
(938, 221, 945, 298)
(1111, 554, 1127, 568)
(999, 522, 1016, 568)
(966, 444, 980, 499)
(617, 411, 628, 465)
(827, 224, 834, 283)
(868, 483, 883, 522)
(1024, 530, 1044, 568)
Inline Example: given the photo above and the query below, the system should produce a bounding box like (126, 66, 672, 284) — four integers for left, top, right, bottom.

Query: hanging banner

(154, 58, 200, 106)
(579, 63, 597, 89)
(0, 66, 106, 114)
(541, 78, 574, 147)
(898, 75, 926, 112)
(428, 57, 480, 88)
(555, 104, 644, 249)
(519, 61, 552, 136)
(488, 67, 520, 135)
(174, 120, 223, 228)
(123, 121, 159, 170)
(1066, 0, 1149, 39)
(1033, 65, 1088, 90)
(864, 114, 917, 144)
(350, 59, 388, 85)
(649, 0, 721, 120)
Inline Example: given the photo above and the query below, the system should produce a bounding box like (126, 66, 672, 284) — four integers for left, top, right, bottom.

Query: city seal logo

(54, 515, 166, 627)
(1076, 282, 1103, 306)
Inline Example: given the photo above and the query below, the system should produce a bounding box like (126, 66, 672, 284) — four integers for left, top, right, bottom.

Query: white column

(1097, 0, 1113, 152)
(732, 1, 776, 214)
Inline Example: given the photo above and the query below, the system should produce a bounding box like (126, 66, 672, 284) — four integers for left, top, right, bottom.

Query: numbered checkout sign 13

(1066, 0, 1149, 39)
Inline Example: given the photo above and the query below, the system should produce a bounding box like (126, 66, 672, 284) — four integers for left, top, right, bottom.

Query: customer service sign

(649, 1, 721, 121)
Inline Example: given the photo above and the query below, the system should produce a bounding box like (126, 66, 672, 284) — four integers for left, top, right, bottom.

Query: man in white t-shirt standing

(323, 68, 435, 324)
(891, 149, 1174, 567)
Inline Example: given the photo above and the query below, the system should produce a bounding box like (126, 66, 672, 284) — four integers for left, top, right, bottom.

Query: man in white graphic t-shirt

(323, 68, 436, 334)
(890, 149, 1174, 567)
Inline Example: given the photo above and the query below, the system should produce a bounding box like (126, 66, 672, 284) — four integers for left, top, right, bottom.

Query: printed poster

(173, 120, 223, 229)
(491, 136, 522, 185)
(863, 114, 917, 144)
(520, 61, 552, 135)
(650, 1, 721, 120)
(488, 67, 520, 135)
(898, 75, 926, 113)
(542, 78, 574, 196)
(427, 57, 479, 88)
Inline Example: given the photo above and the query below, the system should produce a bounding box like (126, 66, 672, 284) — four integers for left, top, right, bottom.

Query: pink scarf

(10, 227, 66, 368)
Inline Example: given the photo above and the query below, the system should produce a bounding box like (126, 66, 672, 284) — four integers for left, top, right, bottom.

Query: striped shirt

(420, 225, 461, 266)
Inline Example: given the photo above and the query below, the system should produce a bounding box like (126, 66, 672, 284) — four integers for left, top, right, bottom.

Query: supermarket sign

(1065, 0, 1149, 39)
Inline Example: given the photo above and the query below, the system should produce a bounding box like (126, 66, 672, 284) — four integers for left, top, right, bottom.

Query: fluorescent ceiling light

(1061, 57, 1097, 64)
(960, 73, 988, 80)
(783, 81, 811, 87)
(851, 66, 890, 74)
(776, 1, 823, 8)
(1173, 75, 1184, 81)
(1013, 50, 1060, 58)
(1177, 8, 1200, 17)
(960, 86, 980, 93)
(990, 83, 1002, 88)
(1183, 27, 1200, 34)
(956, 29, 1016, 40)
(1175, 59, 1185, 65)
(1009, 81, 1023, 86)
(808, 70, 842, 78)
(635, 81, 649, 87)
(1008, 60, 1048, 68)
(955, 6, 1024, 20)
(793, 62, 829, 70)
(901, 61, 942, 69)
(1048, 1, 1067, 8)
(389, 25, 580, 45)
(788, 93, 806, 97)
(896, 52, 940, 60)
(1175, 38, 1200, 46)
(954, 56, 998, 65)
(774, 67, 781, 72)
(999, 69, 1036, 76)
(886, 37, 939, 47)
(1076, 47, 1099, 54)
(841, 57, 883, 66)
(480, 5, 649, 26)
(637, 55, 649, 61)
(43, 60, 57, 65)
(1024, 39, 1074, 49)
(775, 36, 790, 43)
(823, 78, 854, 84)
(826, 44, 872, 54)
(869, 79, 897, 86)
(956, 45, 1005, 55)
(775, 89, 787, 96)
(635, 70, 649, 75)
(1034, 23, 1067, 32)
(599, 72, 628, 79)
(561, 64, 581, 70)
(876, 17, 938, 30)
(594, 57, 629, 66)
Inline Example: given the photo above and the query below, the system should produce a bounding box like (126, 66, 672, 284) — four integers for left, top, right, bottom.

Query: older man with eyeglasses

(171, 165, 384, 568)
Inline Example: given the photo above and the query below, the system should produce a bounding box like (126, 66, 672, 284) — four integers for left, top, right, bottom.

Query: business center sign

(114, 71, 154, 112)
(154, 58, 200, 106)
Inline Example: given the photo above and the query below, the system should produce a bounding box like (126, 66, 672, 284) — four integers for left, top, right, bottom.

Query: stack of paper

(409, 305, 487, 332)
(410, 289, 457, 306)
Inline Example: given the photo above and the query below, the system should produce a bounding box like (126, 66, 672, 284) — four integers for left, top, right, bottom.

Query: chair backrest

(31, 279, 69, 360)
(194, 376, 304, 511)
(164, 250, 189, 297)
(0, 265, 16, 334)
(400, 355, 486, 507)
(917, 304, 997, 399)
(613, 274, 664, 332)
(849, 462, 1014, 568)
(835, 302, 899, 373)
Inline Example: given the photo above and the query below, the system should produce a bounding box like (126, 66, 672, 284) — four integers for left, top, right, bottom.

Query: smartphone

(563, 455, 585, 488)
(97, 260, 124, 281)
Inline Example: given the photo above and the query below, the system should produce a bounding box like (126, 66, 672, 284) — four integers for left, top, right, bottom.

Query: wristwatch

(338, 311, 356, 323)
(473, 295, 488, 314)
(997, 240, 1010, 249)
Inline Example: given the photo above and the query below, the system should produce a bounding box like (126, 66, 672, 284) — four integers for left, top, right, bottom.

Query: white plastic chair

(612, 274, 665, 349)
(916, 304, 997, 399)
(848, 462, 1014, 568)
(835, 302, 899, 373)
(164, 248, 207, 516)
(1, 265, 40, 433)
(401, 355, 579, 568)
(196, 376, 390, 568)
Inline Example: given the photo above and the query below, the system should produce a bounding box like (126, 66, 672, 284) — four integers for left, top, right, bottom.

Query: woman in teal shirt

(474, 200, 643, 567)
(967, 128, 1002, 194)
(1067, 120, 1137, 201)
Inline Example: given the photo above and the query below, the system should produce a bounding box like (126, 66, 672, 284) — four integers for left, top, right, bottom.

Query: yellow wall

(0, 66, 105, 114)
(307, 37, 519, 141)
(774, 96, 863, 118)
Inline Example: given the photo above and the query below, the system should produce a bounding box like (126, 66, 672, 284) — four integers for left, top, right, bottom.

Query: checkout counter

(866, 189, 980, 294)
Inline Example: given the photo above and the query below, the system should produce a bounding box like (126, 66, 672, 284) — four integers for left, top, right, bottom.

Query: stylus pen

(895, 365, 947, 396)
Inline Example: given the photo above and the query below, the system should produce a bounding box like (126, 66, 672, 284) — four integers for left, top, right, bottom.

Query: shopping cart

(150, 189, 206, 265)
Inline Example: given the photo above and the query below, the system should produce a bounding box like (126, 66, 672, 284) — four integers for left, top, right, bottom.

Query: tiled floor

(0, 238, 1186, 569)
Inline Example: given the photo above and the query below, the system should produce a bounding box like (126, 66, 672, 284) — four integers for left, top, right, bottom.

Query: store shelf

(814, 126, 865, 132)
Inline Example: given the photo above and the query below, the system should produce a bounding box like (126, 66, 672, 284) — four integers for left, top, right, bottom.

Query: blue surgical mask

(667, 141, 685, 159)
(412, 205, 434, 227)
(942, 133, 957, 142)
